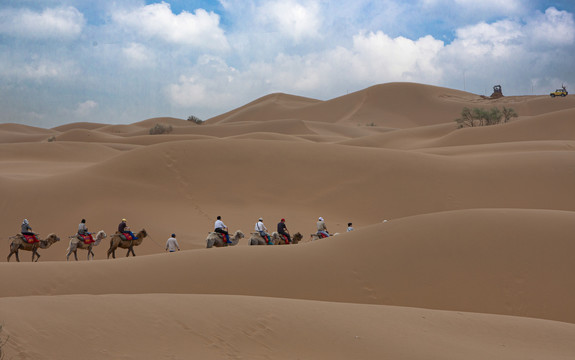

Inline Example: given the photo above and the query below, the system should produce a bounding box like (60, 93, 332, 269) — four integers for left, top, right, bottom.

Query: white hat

(259, 218, 263, 221)
(319, 217, 324, 221)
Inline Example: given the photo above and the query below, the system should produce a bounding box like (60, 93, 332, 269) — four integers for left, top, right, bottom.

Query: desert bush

(502, 107, 518, 123)
(149, 123, 173, 135)
(47, 136, 56, 142)
(187, 115, 204, 125)
(456, 107, 517, 128)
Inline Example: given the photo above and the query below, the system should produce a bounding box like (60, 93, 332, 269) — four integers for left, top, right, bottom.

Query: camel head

(96, 230, 107, 240)
(47, 233, 61, 243)
(139, 229, 148, 238)
(234, 230, 245, 239)
(292, 232, 303, 243)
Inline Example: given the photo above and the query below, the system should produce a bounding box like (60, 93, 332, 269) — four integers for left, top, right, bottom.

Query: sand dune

(1, 82, 574, 359)
(2, 294, 574, 360)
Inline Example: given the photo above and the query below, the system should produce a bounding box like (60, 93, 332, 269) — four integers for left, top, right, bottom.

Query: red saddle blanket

(79, 234, 94, 244)
(280, 234, 289, 244)
(121, 232, 133, 241)
(23, 234, 38, 243)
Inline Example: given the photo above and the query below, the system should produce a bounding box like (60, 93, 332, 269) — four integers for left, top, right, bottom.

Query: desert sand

(1, 82, 575, 359)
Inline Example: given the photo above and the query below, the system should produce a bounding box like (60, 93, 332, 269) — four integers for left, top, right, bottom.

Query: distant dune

(1, 82, 574, 359)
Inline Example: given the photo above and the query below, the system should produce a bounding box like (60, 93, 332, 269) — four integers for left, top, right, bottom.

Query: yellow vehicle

(550, 86, 568, 97)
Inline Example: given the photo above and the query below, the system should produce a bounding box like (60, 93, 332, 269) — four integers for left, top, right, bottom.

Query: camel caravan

(7, 216, 339, 262)
(205, 217, 311, 248)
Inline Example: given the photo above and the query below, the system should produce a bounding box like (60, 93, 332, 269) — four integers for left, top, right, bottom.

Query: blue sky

(1, 0, 574, 128)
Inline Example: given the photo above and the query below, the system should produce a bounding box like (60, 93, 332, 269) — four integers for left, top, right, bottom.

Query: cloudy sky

(1, 0, 574, 128)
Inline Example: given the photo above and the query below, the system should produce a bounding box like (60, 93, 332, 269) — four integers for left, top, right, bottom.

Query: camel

(274, 232, 303, 245)
(248, 231, 283, 245)
(65, 230, 107, 261)
(107, 229, 148, 259)
(7, 233, 61, 262)
(310, 232, 339, 241)
(206, 230, 245, 248)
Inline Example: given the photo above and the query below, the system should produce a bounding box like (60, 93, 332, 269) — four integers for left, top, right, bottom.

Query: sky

(1, 0, 574, 128)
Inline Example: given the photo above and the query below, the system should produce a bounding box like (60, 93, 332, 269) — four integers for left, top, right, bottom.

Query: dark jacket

(277, 222, 288, 234)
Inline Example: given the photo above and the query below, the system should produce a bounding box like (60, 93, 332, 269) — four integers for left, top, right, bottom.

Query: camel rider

(77, 218, 92, 242)
(214, 216, 231, 244)
(118, 218, 138, 240)
(21, 219, 37, 242)
(255, 218, 272, 245)
(317, 217, 329, 238)
(277, 218, 291, 243)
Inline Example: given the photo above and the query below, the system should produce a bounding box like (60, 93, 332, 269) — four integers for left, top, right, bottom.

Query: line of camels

(6, 228, 315, 262)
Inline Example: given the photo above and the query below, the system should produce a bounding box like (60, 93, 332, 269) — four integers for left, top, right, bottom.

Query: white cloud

(349, 32, 444, 81)
(0, 57, 78, 81)
(167, 76, 209, 107)
(0, 6, 85, 39)
(452, 19, 523, 58)
(122, 43, 155, 68)
(526, 7, 575, 47)
(256, 0, 322, 42)
(74, 100, 98, 116)
(112, 2, 229, 50)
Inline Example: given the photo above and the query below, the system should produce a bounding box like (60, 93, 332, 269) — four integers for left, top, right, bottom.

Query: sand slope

(1, 82, 574, 359)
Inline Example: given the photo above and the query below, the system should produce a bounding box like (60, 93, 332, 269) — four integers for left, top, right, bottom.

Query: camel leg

(32, 249, 40, 262)
(126, 246, 136, 257)
(107, 245, 115, 259)
(88, 248, 94, 260)
(7, 250, 14, 262)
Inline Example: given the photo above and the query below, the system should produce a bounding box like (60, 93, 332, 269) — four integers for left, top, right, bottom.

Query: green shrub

(456, 107, 517, 128)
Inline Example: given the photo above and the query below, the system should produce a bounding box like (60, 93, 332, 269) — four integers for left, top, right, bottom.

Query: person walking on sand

(165, 234, 180, 252)
(277, 218, 291, 243)
(214, 215, 231, 244)
(317, 217, 330, 238)
(347, 222, 354, 232)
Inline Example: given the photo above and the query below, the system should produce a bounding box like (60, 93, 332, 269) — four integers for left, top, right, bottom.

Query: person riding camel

(214, 216, 231, 244)
(317, 217, 330, 238)
(21, 218, 38, 243)
(255, 218, 272, 245)
(77, 218, 93, 243)
(118, 218, 138, 240)
(277, 218, 291, 243)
